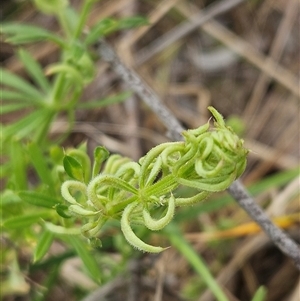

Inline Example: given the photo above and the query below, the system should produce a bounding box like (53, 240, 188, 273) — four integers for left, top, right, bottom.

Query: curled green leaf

(121, 202, 166, 253)
(143, 194, 175, 231)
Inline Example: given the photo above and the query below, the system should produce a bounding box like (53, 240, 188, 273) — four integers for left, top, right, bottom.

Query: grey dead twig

(98, 38, 300, 271)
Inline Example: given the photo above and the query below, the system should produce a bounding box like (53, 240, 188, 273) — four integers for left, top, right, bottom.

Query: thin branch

(228, 180, 300, 270)
(97, 39, 300, 270)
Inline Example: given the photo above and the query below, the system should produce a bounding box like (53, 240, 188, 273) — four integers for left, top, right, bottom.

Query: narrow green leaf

(63, 155, 85, 182)
(84, 18, 118, 45)
(33, 110, 56, 143)
(18, 49, 51, 93)
(33, 0, 68, 15)
(67, 236, 102, 283)
(0, 103, 32, 114)
(27, 141, 56, 194)
(165, 223, 229, 301)
(18, 191, 60, 208)
(0, 68, 44, 100)
(2, 211, 52, 229)
(34, 230, 55, 262)
(1, 90, 41, 104)
(77, 91, 131, 109)
(251, 286, 267, 301)
(1, 23, 65, 46)
(3, 109, 48, 141)
(118, 16, 149, 29)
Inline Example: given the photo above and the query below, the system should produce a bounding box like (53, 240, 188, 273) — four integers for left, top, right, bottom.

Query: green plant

(59, 107, 248, 252)
(1, 0, 147, 146)
(1, 0, 148, 297)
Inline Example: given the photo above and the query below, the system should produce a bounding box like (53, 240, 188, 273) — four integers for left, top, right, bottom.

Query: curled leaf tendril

(61, 107, 248, 252)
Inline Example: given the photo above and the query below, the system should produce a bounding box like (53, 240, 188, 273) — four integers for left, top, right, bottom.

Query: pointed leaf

(118, 16, 149, 29)
(85, 18, 118, 45)
(251, 286, 267, 301)
(3, 109, 48, 141)
(1, 23, 65, 46)
(18, 191, 60, 208)
(34, 230, 55, 262)
(1, 90, 40, 103)
(63, 155, 85, 182)
(18, 49, 51, 93)
(0, 68, 44, 100)
(3, 211, 52, 229)
(1, 103, 32, 114)
(67, 236, 102, 283)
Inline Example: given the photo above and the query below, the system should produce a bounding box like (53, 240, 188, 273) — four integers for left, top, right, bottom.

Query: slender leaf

(251, 286, 267, 301)
(1, 90, 42, 104)
(78, 91, 131, 109)
(34, 230, 55, 262)
(118, 16, 149, 29)
(84, 18, 118, 45)
(1, 68, 44, 100)
(1, 103, 32, 114)
(33, 110, 56, 143)
(3, 109, 48, 141)
(18, 191, 60, 208)
(3, 211, 52, 229)
(84, 16, 148, 46)
(27, 141, 56, 194)
(67, 236, 102, 283)
(165, 223, 229, 301)
(1, 23, 65, 46)
(18, 49, 51, 93)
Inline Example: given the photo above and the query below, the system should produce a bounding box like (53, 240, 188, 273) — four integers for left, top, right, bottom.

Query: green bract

(61, 107, 248, 252)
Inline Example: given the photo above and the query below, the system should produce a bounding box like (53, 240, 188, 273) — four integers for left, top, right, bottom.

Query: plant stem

(228, 180, 300, 270)
(164, 223, 229, 301)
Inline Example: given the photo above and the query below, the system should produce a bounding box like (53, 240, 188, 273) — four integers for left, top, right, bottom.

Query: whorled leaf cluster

(61, 107, 248, 252)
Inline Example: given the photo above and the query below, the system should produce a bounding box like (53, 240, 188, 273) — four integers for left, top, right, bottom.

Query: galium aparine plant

(61, 106, 248, 252)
